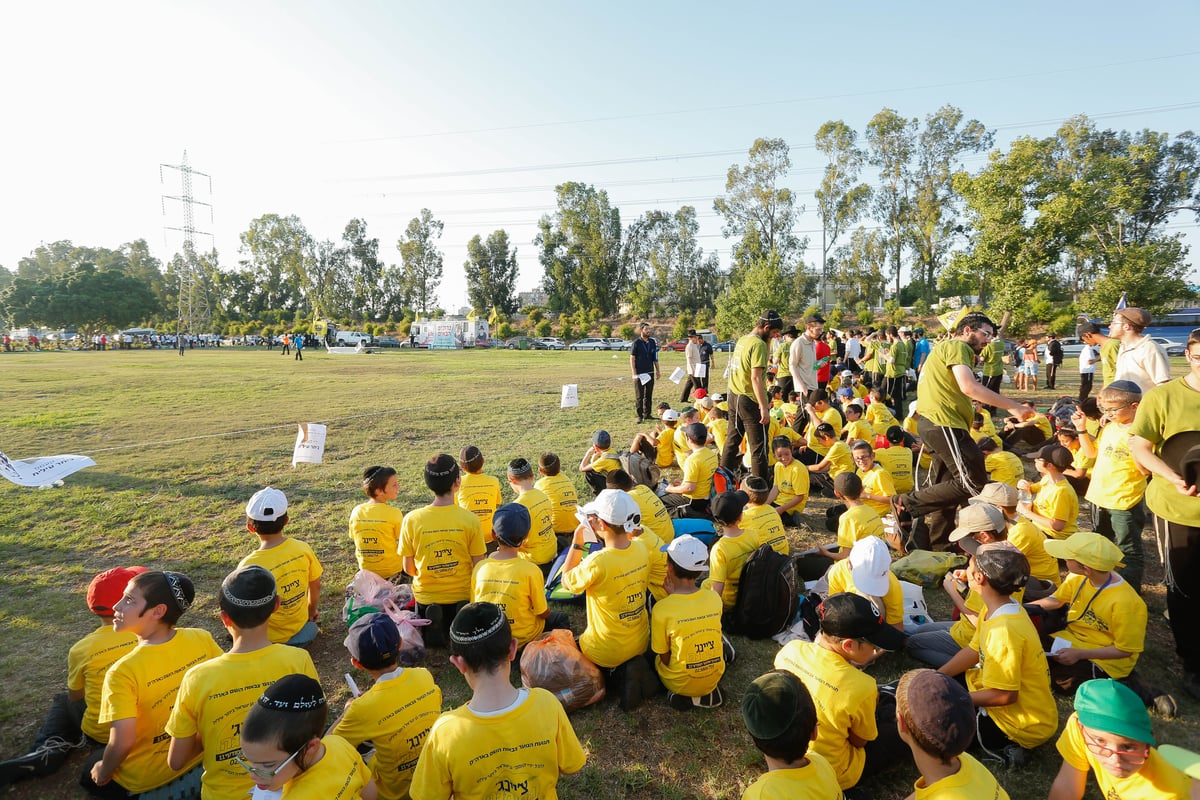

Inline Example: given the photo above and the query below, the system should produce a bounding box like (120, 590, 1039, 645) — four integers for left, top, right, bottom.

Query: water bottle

(1018, 488, 1032, 506)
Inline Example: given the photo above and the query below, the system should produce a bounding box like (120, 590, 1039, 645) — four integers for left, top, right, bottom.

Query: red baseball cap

(87, 566, 149, 616)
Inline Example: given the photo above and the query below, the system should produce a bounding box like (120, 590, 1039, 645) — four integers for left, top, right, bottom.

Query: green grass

(0, 347, 1194, 800)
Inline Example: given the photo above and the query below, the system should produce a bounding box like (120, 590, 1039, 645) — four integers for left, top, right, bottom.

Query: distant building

(518, 289, 548, 308)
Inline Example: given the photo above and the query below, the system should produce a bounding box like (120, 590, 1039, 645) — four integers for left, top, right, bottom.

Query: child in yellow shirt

(742, 474, 790, 553)
(455, 446, 503, 545)
(350, 465, 406, 579)
(536, 452, 580, 548)
(768, 436, 808, 526)
(1018, 444, 1079, 539)
(819, 472, 884, 563)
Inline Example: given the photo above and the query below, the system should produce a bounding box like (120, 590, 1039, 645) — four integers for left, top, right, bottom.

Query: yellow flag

(312, 319, 327, 336)
(488, 306, 499, 325)
(937, 307, 969, 332)
(466, 309, 477, 322)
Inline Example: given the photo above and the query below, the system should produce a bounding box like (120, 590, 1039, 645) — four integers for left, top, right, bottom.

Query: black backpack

(725, 544, 799, 639)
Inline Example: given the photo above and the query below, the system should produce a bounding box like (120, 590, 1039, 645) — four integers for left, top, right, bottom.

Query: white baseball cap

(246, 487, 288, 522)
(661, 409, 680, 422)
(667, 535, 709, 571)
(849, 536, 892, 597)
(591, 489, 642, 532)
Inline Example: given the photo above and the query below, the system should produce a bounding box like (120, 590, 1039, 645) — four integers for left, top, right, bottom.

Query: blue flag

(1115, 291, 1127, 311)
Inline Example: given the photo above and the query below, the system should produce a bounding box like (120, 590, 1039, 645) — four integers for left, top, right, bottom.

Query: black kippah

(449, 602, 507, 644)
(257, 674, 326, 712)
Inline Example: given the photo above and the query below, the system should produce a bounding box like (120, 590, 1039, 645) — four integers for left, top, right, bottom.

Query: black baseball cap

(818, 592, 905, 651)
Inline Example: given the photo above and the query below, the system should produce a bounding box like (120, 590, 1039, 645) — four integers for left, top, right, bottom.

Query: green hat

(742, 671, 810, 740)
(1075, 679, 1154, 745)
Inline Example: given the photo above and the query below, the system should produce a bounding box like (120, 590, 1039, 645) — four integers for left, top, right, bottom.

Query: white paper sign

(560, 384, 579, 408)
(292, 423, 327, 466)
(693, 363, 707, 378)
(669, 367, 685, 384)
(638, 372, 652, 385)
(0, 450, 96, 487)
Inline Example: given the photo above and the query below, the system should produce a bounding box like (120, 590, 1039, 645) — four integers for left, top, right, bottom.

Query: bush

(1048, 313, 1078, 337)
(600, 323, 612, 338)
(826, 306, 845, 330)
(619, 323, 635, 340)
(673, 313, 693, 340)
(497, 322, 515, 339)
(535, 319, 552, 338)
(560, 324, 575, 341)
(527, 308, 544, 324)
(856, 302, 874, 327)
(802, 304, 820, 320)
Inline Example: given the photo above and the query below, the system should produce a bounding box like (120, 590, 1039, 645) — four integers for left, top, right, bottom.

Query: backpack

(710, 465, 739, 497)
(725, 544, 799, 639)
(619, 451, 661, 489)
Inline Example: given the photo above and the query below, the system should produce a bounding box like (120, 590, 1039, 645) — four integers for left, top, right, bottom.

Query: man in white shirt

(1077, 340, 1099, 403)
(1111, 307, 1170, 393)
(845, 331, 863, 372)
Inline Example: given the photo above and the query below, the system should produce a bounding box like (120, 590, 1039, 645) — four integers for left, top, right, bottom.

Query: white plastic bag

(900, 580, 930, 634)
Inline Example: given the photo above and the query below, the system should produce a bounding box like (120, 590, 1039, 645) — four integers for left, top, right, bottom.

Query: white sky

(2, 1, 1197, 311)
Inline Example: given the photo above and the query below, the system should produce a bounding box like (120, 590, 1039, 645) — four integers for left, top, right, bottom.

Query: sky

(2, 1, 1198, 313)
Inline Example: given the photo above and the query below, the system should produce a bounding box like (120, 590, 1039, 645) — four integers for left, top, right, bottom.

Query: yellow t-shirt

(917, 340, 977, 430)
(806, 407, 845, 454)
(349, 501, 406, 579)
(837, 504, 884, 551)
(674, 425, 693, 468)
(708, 532, 760, 611)
(1052, 573, 1145, 679)
(857, 464, 896, 518)
(825, 561, 904, 627)
(824, 441, 855, 478)
(456, 472, 503, 543)
(866, 402, 900, 436)
(67, 624, 139, 743)
(535, 473, 580, 534)
(1007, 518, 1059, 585)
(774, 641, 877, 790)
(629, 483, 674, 543)
(1128, 377, 1200, 526)
(587, 448, 622, 474)
(682, 447, 718, 499)
(560, 543, 650, 668)
(772, 460, 809, 514)
(166, 644, 318, 800)
(1099, 338, 1121, 386)
(410, 688, 586, 800)
(738, 753, 843, 800)
(399, 504, 487, 605)
(1029, 477, 1079, 539)
(966, 604, 1057, 749)
(634, 529, 669, 602)
(656, 428, 678, 469)
(99, 628, 222, 794)
(650, 590, 725, 697)
(330, 668, 443, 800)
(1056, 713, 1190, 800)
(742, 503, 789, 555)
(709, 418, 729, 454)
(471, 556, 550, 647)
(1068, 444, 1095, 476)
(875, 446, 914, 494)
(1085, 419, 1148, 512)
(239, 537, 324, 643)
(912, 752, 1010, 799)
(843, 418, 874, 445)
(729, 333, 768, 398)
(984, 451, 1024, 489)
(516, 487, 558, 566)
(282, 735, 372, 800)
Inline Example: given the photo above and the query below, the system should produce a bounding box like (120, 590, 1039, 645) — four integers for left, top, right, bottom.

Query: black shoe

(665, 687, 723, 710)
(619, 657, 659, 712)
(722, 635, 736, 666)
(0, 735, 84, 784)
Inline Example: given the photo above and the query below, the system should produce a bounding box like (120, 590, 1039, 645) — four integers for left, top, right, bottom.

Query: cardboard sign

(560, 384, 579, 408)
(292, 423, 327, 466)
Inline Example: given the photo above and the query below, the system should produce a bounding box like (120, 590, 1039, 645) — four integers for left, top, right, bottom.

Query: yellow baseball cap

(1043, 532, 1125, 571)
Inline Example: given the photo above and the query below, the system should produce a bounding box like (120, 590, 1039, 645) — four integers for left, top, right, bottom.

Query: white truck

(333, 330, 373, 347)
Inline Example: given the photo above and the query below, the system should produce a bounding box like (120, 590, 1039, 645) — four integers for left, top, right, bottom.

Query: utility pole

(160, 151, 214, 335)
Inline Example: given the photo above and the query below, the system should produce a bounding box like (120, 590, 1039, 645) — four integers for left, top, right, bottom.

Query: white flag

(560, 384, 579, 408)
(292, 423, 327, 466)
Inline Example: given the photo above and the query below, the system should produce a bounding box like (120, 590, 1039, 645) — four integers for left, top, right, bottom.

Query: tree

(0, 263, 158, 332)
(832, 227, 889, 308)
(537, 183, 624, 314)
(397, 209, 445, 316)
(814, 121, 871, 308)
(623, 207, 721, 315)
(715, 244, 794, 338)
(714, 138, 806, 274)
(239, 214, 313, 313)
(865, 109, 917, 300)
(343, 219, 384, 320)
(464, 229, 520, 316)
(907, 106, 993, 301)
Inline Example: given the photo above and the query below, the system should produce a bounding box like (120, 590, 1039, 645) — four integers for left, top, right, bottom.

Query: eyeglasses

(973, 328, 995, 340)
(1099, 403, 1131, 415)
(235, 746, 304, 780)
(1078, 723, 1149, 765)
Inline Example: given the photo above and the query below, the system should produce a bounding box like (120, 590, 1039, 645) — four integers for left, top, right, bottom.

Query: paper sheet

(638, 372, 652, 385)
(560, 384, 579, 408)
(693, 363, 707, 378)
(669, 367, 685, 384)
(292, 423, 327, 466)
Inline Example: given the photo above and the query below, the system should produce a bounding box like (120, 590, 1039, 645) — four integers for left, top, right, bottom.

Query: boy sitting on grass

(742, 474, 790, 554)
(706, 492, 760, 619)
(330, 612, 443, 800)
(825, 536, 906, 632)
(738, 671, 842, 799)
(897, 669, 1010, 799)
(1017, 443, 1079, 540)
(1048, 679, 1191, 800)
(970, 482, 1059, 597)
(652, 535, 727, 710)
(579, 429, 622, 496)
(471, 504, 570, 648)
(0, 567, 145, 788)
(937, 541, 1058, 767)
(166, 565, 318, 800)
(607, 468, 674, 543)
(851, 440, 896, 519)
(535, 452, 580, 548)
(774, 592, 906, 795)
(410, 603, 586, 799)
(400, 454, 487, 647)
(455, 445, 502, 547)
(506, 458, 559, 577)
(819, 473, 884, 563)
(239, 486, 323, 646)
(767, 436, 808, 527)
(842, 400, 873, 445)
(663, 422, 718, 518)
(559, 490, 657, 710)
(978, 436, 1024, 489)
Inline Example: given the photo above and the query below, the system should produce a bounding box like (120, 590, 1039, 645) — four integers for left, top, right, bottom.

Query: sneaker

(1153, 693, 1180, 719)
(0, 735, 83, 784)
(693, 687, 723, 709)
(1000, 744, 1029, 768)
(722, 635, 737, 666)
(666, 691, 693, 711)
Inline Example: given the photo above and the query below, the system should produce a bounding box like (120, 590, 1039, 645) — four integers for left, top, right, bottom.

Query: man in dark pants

(630, 323, 660, 423)
(1045, 333, 1063, 390)
(721, 310, 783, 483)
(892, 312, 1034, 551)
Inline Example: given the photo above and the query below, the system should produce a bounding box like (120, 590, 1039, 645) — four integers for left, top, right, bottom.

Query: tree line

(1, 106, 1196, 337)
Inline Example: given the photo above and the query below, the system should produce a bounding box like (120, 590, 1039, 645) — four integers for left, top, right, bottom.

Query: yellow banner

(937, 307, 969, 331)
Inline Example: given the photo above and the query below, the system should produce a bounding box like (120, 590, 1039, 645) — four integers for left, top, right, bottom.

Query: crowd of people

(1, 308, 1197, 800)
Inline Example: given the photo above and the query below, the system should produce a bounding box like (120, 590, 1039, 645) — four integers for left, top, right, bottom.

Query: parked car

(479, 337, 505, 348)
(713, 340, 735, 352)
(660, 340, 689, 352)
(374, 336, 402, 348)
(604, 338, 632, 351)
(537, 337, 566, 350)
(568, 337, 609, 351)
(505, 336, 548, 350)
(1056, 337, 1085, 357)
(1150, 336, 1186, 357)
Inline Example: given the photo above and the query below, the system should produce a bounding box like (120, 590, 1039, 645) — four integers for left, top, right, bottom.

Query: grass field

(0, 346, 1195, 800)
